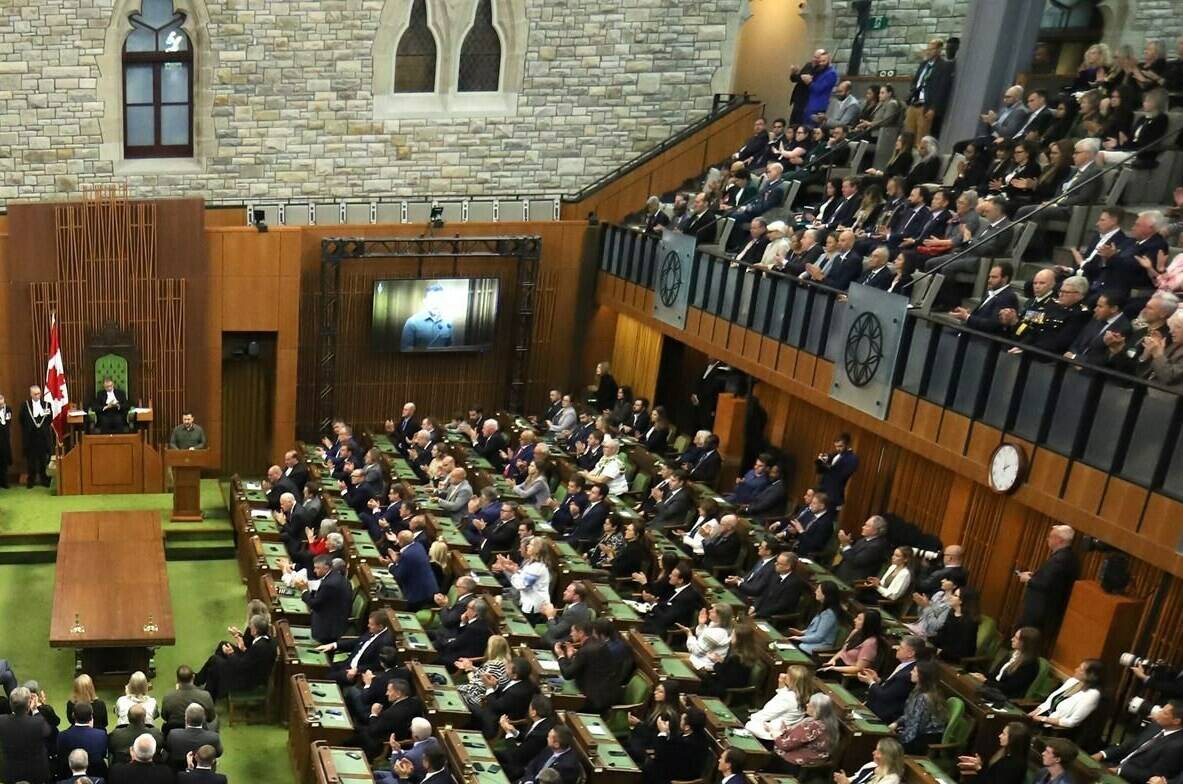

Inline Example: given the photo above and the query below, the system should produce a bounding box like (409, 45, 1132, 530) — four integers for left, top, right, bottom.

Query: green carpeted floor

(0, 479, 231, 535)
(0, 481, 291, 783)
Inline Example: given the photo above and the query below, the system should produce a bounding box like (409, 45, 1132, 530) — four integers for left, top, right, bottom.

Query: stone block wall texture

(0, 0, 741, 205)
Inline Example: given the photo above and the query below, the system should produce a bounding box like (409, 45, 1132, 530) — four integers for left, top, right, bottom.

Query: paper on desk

(623, 600, 653, 614)
(798, 557, 814, 564)
(586, 723, 607, 736)
(250, 509, 272, 520)
(538, 659, 561, 673)
(282, 569, 311, 588)
(243, 481, 263, 491)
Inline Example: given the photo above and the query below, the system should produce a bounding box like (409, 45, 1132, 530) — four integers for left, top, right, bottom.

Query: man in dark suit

(782, 228, 825, 276)
(164, 705, 221, 770)
(949, 262, 1021, 334)
(521, 726, 582, 784)
(1110, 211, 1170, 298)
(301, 556, 353, 644)
(555, 624, 619, 713)
(648, 708, 712, 784)
(834, 516, 892, 584)
(791, 491, 836, 559)
(107, 734, 173, 784)
(641, 564, 701, 635)
(161, 667, 217, 730)
(904, 39, 955, 142)
(805, 229, 862, 291)
(1012, 275, 1093, 353)
(643, 197, 671, 235)
(428, 576, 477, 642)
(91, 376, 130, 433)
(361, 679, 424, 758)
(495, 696, 556, 782)
(466, 419, 509, 473)
(435, 599, 492, 668)
(1071, 207, 1130, 298)
(650, 470, 693, 530)
(726, 539, 778, 600)
(539, 582, 593, 647)
(732, 217, 771, 264)
(263, 464, 299, 511)
(702, 514, 742, 571)
(56, 702, 107, 778)
(1093, 699, 1183, 784)
(923, 195, 1013, 308)
(677, 192, 718, 246)
(400, 746, 454, 784)
(389, 531, 439, 611)
(823, 176, 861, 232)
(743, 463, 787, 519)
(281, 450, 309, 494)
(751, 552, 808, 620)
(816, 434, 859, 509)
(1066, 290, 1132, 365)
(177, 745, 225, 784)
(856, 246, 894, 290)
(476, 503, 521, 561)
(1018, 137, 1106, 240)
(859, 636, 924, 723)
(319, 611, 394, 689)
(727, 163, 789, 247)
(60, 748, 106, 784)
(686, 435, 722, 483)
(0, 687, 51, 784)
(566, 483, 609, 549)
(475, 658, 536, 737)
(1017, 524, 1080, 636)
(200, 615, 276, 700)
(882, 186, 934, 257)
(895, 188, 952, 257)
(106, 706, 164, 766)
(733, 117, 770, 168)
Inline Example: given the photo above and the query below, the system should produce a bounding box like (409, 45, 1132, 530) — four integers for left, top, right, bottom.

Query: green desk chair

(223, 648, 279, 726)
(624, 471, 651, 500)
(1018, 658, 1056, 708)
(670, 433, 690, 457)
(962, 615, 1002, 673)
(347, 581, 369, 633)
(723, 658, 767, 710)
(604, 671, 653, 738)
(90, 353, 135, 430)
(929, 696, 975, 772)
(417, 584, 458, 628)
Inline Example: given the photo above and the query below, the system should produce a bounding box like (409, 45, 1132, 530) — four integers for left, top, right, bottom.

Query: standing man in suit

(385, 402, 418, 453)
(164, 705, 222, 769)
(1066, 291, 1132, 365)
(834, 516, 893, 583)
(743, 463, 787, 519)
(521, 726, 582, 784)
(1017, 525, 1079, 637)
(1068, 208, 1129, 297)
(301, 556, 353, 644)
(108, 735, 172, 784)
(20, 386, 54, 489)
(55, 702, 107, 779)
(318, 611, 393, 689)
(0, 687, 51, 784)
(642, 563, 701, 635)
(650, 470, 693, 530)
(555, 624, 618, 713)
(160, 667, 216, 730)
(676, 192, 718, 246)
(389, 531, 439, 611)
(726, 539, 778, 600)
(750, 552, 808, 620)
(904, 39, 955, 142)
(263, 464, 298, 511)
(1093, 699, 1183, 784)
(91, 376, 129, 434)
(474, 659, 537, 737)
(949, 263, 1021, 334)
(434, 468, 473, 523)
(464, 419, 509, 474)
(278, 450, 308, 494)
(539, 582, 592, 647)
(816, 433, 858, 509)
(858, 636, 925, 723)
(495, 696, 556, 782)
(566, 483, 609, 549)
(429, 577, 477, 641)
(791, 490, 835, 559)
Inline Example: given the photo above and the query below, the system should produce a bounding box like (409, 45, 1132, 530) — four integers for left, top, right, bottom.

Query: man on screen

(400, 283, 454, 350)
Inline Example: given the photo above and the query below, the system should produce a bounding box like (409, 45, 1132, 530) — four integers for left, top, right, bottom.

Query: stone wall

(0, 0, 742, 205)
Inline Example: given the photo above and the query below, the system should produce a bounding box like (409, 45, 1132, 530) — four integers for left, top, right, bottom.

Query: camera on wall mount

(429, 204, 445, 229)
(252, 208, 268, 233)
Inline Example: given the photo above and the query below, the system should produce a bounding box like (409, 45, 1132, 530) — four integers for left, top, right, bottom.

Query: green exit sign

(869, 15, 889, 30)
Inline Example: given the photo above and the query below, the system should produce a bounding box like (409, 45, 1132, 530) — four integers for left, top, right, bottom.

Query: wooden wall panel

(610, 314, 663, 404)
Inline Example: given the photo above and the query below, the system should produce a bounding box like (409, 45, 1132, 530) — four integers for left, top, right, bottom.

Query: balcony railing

(600, 223, 1183, 504)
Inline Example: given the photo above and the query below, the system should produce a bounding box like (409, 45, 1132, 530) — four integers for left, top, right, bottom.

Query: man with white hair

(583, 437, 628, 496)
(643, 195, 671, 235)
(434, 467, 473, 522)
(1106, 292, 1178, 373)
(1017, 525, 1079, 637)
(165, 703, 222, 767)
(834, 516, 893, 583)
(376, 716, 440, 784)
(782, 228, 824, 276)
(62, 749, 93, 783)
(469, 418, 509, 473)
(1115, 210, 1171, 297)
(855, 246, 893, 290)
(0, 686, 50, 783)
(108, 733, 172, 784)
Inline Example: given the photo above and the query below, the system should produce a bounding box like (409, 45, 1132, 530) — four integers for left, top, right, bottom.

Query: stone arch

(98, 0, 212, 173)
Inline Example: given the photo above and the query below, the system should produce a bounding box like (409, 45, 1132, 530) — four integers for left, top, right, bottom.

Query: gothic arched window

(394, 0, 438, 93)
(122, 0, 193, 158)
(458, 0, 502, 92)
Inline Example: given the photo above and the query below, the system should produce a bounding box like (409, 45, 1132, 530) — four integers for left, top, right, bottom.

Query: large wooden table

(49, 512, 175, 681)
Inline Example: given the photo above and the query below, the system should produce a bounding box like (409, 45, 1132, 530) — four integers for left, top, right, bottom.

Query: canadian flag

(44, 313, 69, 442)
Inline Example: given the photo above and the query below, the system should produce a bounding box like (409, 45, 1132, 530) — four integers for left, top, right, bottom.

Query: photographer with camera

(1130, 657, 1183, 702)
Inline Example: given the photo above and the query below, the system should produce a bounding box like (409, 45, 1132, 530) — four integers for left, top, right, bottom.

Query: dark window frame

(122, 11, 194, 159)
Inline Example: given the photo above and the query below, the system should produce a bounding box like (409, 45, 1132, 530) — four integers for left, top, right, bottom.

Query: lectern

(165, 449, 209, 521)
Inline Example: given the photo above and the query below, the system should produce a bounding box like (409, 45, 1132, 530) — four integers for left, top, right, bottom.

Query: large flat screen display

(371, 278, 499, 352)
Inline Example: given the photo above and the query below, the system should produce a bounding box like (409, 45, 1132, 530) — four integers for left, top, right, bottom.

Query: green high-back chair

(94, 353, 131, 395)
(929, 696, 975, 770)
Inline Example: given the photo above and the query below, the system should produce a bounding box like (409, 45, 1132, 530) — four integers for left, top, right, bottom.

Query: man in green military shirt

(169, 411, 207, 450)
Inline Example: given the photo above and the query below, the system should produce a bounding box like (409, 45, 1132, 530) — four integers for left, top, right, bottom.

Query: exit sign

(869, 14, 889, 30)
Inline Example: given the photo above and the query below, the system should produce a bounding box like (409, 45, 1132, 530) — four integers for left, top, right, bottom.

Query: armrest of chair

(723, 685, 757, 706)
(959, 654, 993, 672)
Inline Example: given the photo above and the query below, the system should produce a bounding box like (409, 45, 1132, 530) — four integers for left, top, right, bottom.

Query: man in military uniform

(1000, 268, 1056, 337)
(1005, 275, 1091, 354)
(399, 283, 454, 350)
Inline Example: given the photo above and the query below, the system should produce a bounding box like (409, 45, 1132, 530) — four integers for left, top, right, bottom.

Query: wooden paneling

(610, 314, 663, 404)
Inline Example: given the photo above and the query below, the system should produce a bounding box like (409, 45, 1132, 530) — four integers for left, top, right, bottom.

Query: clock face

(989, 444, 1023, 493)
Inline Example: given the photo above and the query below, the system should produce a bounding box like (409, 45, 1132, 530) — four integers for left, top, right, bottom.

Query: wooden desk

(449, 551, 504, 594)
(49, 512, 175, 682)
(563, 712, 641, 784)
(585, 583, 643, 629)
(746, 776, 800, 784)
(311, 743, 373, 784)
(441, 728, 512, 784)
(687, 694, 773, 772)
(936, 661, 1029, 759)
(817, 680, 894, 771)
(905, 756, 958, 783)
(408, 661, 471, 728)
(58, 431, 163, 495)
(521, 647, 586, 711)
(288, 675, 355, 784)
(626, 629, 701, 692)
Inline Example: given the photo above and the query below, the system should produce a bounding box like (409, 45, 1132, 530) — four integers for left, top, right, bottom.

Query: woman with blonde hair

(494, 535, 552, 619)
(745, 664, 817, 740)
(115, 670, 157, 725)
(835, 737, 906, 784)
(681, 603, 733, 671)
(66, 673, 109, 730)
(454, 634, 513, 708)
(428, 539, 453, 593)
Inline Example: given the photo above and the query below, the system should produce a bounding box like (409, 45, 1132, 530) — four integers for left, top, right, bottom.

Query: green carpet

(0, 559, 289, 783)
(0, 479, 231, 535)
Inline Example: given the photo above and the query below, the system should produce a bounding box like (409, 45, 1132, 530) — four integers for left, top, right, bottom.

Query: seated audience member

(67, 674, 110, 732)
(1017, 137, 1105, 226)
(921, 195, 1013, 308)
(916, 544, 969, 594)
(834, 516, 892, 583)
(607, 521, 650, 579)
(725, 538, 778, 600)
(1034, 738, 1079, 784)
(733, 117, 770, 168)
(360, 679, 424, 759)
(521, 726, 583, 784)
(675, 429, 709, 469)
(539, 582, 592, 647)
(788, 582, 843, 655)
(626, 680, 682, 763)
(699, 622, 762, 699)
(108, 734, 172, 784)
(680, 604, 733, 671)
(1137, 309, 1183, 388)
(582, 437, 628, 496)
(584, 515, 624, 569)
(931, 585, 981, 664)
(676, 498, 720, 557)
(1030, 659, 1104, 730)
(197, 614, 276, 700)
(56, 702, 108, 778)
(907, 136, 943, 190)
(1065, 290, 1132, 364)
(115, 672, 156, 727)
(864, 131, 915, 181)
(263, 464, 298, 510)
(742, 463, 787, 518)
(905, 574, 960, 639)
(1093, 698, 1183, 784)
(495, 695, 556, 782)
(750, 551, 808, 620)
(639, 406, 671, 452)
(642, 195, 671, 236)
(728, 163, 789, 244)
(701, 514, 742, 571)
(641, 563, 701, 635)
(747, 665, 816, 741)
(721, 163, 759, 212)
(892, 661, 948, 754)
(472, 658, 536, 738)
(726, 453, 772, 505)
(816, 80, 861, 130)
(858, 636, 926, 724)
(834, 737, 906, 784)
(971, 627, 1042, 699)
(1113, 293, 1181, 375)
(803, 229, 863, 291)
(904, 189, 980, 271)
(686, 434, 722, 482)
(733, 217, 770, 264)
(164, 704, 221, 769)
(318, 611, 394, 689)
(544, 475, 587, 535)
(107, 705, 164, 766)
(435, 599, 493, 668)
(856, 246, 894, 290)
(344, 646, 404, 723)
(997, 139, 1042, 203)
(618, 397, 648, 435)
(1009, 275, 1092, 353)
(650, 469, 693, 529)
(781, 490, 836, 559)
(372, 716, 440, 784)
(951, 143, 989, 194)
(1104, 89, 1170, 168)
(860, 545, 915, 605)
(454, 635, 512, 710)
(774, 692, 840, 772)
(564, 482, 608, 549)
(948, 263, 1021, 334)
(647, 708, 711, 784)
(821, 609, 886, 677)
(1117, 210, 1172, 294)
(676, 192, 718, 246)
(958, 721, 1032, 784)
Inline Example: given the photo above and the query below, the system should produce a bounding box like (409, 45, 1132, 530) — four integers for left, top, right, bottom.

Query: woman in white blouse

(745, 664, 816, 740)
(1029, 658, 1104, 729)
(115, 671, 157, 726)
(678, 603, 733, 671)
(494, 536, 553, 617)
(863, 546, 915, 603)
(680, 499, 719, 556)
